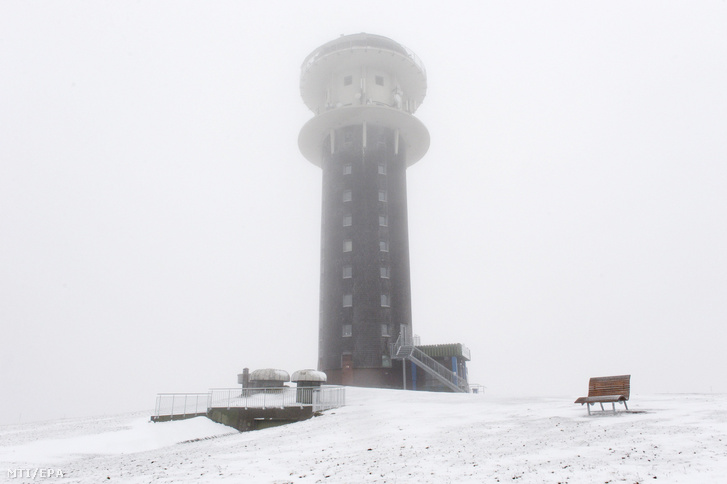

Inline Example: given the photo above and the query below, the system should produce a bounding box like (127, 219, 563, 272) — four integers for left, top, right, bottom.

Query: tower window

(343, 215, 352, 227)
(342, 324, 352, 337)
(381, 324, 390, 337)
(343, 75, 352, 86)
(382, 355, 392, 368)
(380, 294, 390, 307)
(379, 215, 388, 227)
(343, 190, 352, 202)
(375, 75, 384, 86)
(379, 240, 388, 252)
(343, 165, 352, 175)
(343, 294, 352, 307)
(380, 266, 390, 279)
(378, 165, 386, 175)
(343, 266, 352, 278)
(378, 190, 387, 202)
(343, 240, 352, 252)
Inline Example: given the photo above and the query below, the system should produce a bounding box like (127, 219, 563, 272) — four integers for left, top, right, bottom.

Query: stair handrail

(409, 346, 469, 392)
(406, 352, 462, 393)
(390, 333, 403, 357)
(391, 334, 469, 392)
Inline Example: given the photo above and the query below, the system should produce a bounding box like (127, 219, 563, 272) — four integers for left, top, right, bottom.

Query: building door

(341, 354, 353, 385)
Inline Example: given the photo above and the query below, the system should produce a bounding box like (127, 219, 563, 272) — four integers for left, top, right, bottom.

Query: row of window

(340, 165, 386, 175)
(341, 189, 388, 202)
(342, 294, 390, 307)
(342, 266, 389, 279)
(340, 214, 387, 227)
(343, 75, 386, 87)
(342, 323, 391, 338)
(339, 188, 387, 228)
(343, 240, 390, 252)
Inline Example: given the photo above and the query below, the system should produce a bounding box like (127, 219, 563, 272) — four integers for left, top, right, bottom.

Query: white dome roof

(249, 368, 290, 382)
(291, 369, 327, 382)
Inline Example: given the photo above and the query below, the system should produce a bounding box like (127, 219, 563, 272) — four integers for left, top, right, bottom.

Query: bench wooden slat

(575, 375, 631, 414)
(585, 374, 630, 399)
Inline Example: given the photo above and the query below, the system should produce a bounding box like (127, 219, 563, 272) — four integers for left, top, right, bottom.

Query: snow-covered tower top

(298, 33, 430, 167)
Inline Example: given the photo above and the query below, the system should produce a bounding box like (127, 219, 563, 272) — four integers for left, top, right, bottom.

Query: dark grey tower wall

(299, 33, 429, 388)
(318, 125, 412, 387)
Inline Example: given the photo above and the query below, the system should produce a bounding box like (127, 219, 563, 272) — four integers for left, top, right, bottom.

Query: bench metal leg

(623, 401, 628, 411)
(612, 402, 616, 412)
(599, 402, 605, 411)
(587, 403, 591, 415)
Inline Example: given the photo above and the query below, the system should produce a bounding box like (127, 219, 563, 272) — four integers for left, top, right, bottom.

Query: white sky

(1, 1, 726, 425)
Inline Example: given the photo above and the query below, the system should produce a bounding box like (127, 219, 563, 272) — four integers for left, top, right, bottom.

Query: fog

(1, 1, 726, 425)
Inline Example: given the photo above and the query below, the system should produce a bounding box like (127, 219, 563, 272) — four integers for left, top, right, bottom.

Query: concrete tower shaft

(299, 33, 429, 388)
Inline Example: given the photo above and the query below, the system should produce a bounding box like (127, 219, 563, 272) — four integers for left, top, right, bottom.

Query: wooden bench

(574, 375, 630, 415)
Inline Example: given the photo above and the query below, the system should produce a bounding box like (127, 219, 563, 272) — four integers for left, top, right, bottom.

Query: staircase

(392, 336, 469, 393)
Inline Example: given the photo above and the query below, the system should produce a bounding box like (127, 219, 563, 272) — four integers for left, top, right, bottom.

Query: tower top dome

(300, 33, 427, 114)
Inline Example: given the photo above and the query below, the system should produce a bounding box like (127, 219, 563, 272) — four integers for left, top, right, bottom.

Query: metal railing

(408, 346, 469, 392)
(154, 393, 210, 420)
(153, 386, 346, 420)
(209, 387, 293, 410)
(208, 386, 345, 412)
(312, 385, 346, 412)
(301, 33, 425, 76)
(468, 384, 486, 394)
(391, 335, 469, 393)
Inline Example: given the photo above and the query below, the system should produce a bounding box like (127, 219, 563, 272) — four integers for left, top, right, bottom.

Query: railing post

(402, 357, 407, 390)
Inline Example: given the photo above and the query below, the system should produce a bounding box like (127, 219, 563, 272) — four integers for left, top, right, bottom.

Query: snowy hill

(1, 388, 726, 483)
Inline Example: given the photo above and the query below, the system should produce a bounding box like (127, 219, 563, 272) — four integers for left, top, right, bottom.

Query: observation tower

(299, 33, 429, 387)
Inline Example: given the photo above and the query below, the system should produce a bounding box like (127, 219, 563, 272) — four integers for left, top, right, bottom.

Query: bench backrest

(588, 375, 630, 399)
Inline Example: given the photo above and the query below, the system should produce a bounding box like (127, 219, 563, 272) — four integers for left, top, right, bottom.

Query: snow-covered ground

(1, 388, 726, 483)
